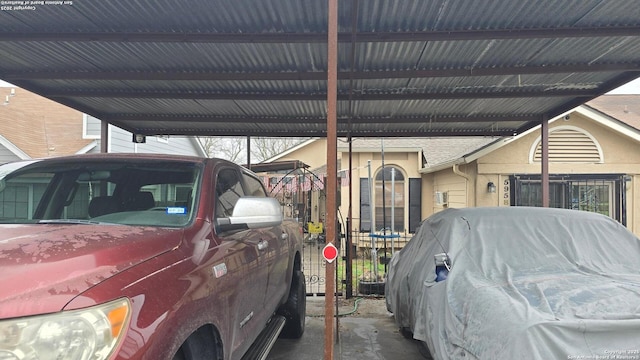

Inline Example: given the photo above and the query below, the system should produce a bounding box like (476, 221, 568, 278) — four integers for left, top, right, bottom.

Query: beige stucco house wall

(265, 95, 640, 238)
(469, 107, 640, 235)
(422, 100, 640, 237)
(339, 148, 423, 234)
(268, 138, 423, 230)
(266, 137, 486, 239)
(273, 138, 328, 170)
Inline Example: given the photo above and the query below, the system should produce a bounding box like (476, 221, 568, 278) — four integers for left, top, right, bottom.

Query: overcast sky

(606, 78, 640, 94)
(2, 78, 640, 93)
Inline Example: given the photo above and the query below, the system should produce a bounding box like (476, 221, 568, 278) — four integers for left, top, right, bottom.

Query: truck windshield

(0, 159, 201, 227)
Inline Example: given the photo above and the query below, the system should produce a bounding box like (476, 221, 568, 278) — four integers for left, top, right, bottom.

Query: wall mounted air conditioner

(435, 191, 448, 205)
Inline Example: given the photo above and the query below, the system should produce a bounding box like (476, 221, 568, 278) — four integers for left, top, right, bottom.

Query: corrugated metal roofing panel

(0, 0, 329, 33)
(0, 0, 639, 138)
(2, 0, 636, 34)
(0, 41, 328, 72)
(354, 0, 639, 31)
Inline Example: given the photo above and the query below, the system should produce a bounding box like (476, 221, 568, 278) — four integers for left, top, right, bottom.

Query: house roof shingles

(586, 94, 640, 130)
(0, 87, 94, 158)
(341, 137, 498, 166)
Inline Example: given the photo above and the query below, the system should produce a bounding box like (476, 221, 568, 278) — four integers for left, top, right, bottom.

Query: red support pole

(324, 0, 338, 358)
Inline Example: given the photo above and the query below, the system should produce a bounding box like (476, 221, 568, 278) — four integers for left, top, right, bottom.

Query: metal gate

(302, 233, 331, 296)
(303, 226, 412, 298)
(261, 165, 412, 298)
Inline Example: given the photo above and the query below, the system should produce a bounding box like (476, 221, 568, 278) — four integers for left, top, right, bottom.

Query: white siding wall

(0, 146, 22, 164)
(84, 115, 102, 138)
(432, 169, 468, 213)
(88, 124, 204, 156)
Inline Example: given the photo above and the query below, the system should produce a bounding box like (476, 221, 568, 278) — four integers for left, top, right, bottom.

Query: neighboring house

(83, 115, 206, 156)
(0, 87, 206, 163)
(264, 95, 640, 238)
(0, 87, 96, 163)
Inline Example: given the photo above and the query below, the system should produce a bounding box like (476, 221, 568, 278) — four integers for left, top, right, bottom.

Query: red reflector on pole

(322, 242, 339, 263)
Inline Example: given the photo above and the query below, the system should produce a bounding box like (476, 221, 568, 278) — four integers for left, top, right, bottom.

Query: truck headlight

(0, 298, 130, 360)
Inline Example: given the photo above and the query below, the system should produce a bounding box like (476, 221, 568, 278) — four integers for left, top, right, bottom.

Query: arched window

(375, 166, 404, 232)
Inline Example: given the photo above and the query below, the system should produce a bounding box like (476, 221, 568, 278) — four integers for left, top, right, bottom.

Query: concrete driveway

(268, 297, 432, 360)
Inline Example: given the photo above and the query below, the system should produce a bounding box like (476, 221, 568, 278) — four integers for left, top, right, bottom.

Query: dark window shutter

(409, 178, 422, 233)
(360, 178, 371, 232)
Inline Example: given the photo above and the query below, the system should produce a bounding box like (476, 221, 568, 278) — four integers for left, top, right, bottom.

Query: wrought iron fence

(302, 229, 413, 298)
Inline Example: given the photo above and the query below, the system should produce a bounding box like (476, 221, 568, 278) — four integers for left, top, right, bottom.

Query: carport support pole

(541, 116, 549, 207)
(246, 136, 251, 170)
(324, 0, 338, 358)
(100, 120, 108, 153)
(346, 136, 353, 299)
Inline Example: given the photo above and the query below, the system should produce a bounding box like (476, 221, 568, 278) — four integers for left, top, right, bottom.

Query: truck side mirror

(216, 197, 283, 233)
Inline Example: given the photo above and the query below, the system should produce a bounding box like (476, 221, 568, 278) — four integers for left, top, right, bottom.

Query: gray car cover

(385, 207, 640, 359)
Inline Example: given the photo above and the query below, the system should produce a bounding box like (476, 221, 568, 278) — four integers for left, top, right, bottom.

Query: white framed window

(374, 166, 405, 232)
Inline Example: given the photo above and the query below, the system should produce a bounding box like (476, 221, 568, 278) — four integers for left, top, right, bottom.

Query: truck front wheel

(173, 326, 222, 360)
(278, 269, 306, 338)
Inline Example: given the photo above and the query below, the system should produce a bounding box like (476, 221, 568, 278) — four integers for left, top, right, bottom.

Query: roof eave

(0, 134, 31, 160)
(75, 140, 98, 154)
(577, 106, 640, 142)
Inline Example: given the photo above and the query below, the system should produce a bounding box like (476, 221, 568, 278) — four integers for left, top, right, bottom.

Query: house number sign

(503, 179, 510, 206)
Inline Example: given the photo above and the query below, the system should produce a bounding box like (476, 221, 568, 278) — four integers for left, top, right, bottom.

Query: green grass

(337, 256, 387, 293)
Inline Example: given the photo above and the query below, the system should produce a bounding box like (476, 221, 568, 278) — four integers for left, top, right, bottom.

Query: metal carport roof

(0, 0, 639, 138)
(2, 1, 640, 357)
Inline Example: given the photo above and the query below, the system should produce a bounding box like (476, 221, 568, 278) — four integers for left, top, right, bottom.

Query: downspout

(453, 163, 474, 207)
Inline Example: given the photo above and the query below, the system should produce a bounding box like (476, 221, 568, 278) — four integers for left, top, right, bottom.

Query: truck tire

(278, 269, 306, 339)
(173, 326, 222, 360)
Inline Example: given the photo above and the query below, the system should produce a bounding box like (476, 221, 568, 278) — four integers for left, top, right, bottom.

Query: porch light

(487, 182, 497, 193)
(132, 133, 146, 143)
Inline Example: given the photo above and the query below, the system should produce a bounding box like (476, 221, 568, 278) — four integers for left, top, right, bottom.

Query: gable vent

(532, 127, 602, 163)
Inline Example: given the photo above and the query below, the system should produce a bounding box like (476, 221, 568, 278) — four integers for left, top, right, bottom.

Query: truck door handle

(257, 239, 268, 251)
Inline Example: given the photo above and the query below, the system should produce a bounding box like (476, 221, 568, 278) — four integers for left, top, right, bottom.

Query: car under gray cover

(385, 207, 640, 359)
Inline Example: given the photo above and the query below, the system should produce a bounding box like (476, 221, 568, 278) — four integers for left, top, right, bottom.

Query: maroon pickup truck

(0, 154, 306, 360)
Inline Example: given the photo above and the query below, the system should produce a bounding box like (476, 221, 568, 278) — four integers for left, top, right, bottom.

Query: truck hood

(0, 224, 183, 318)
